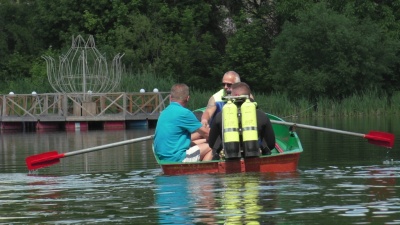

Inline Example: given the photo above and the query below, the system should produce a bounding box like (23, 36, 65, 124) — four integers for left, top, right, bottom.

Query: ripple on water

(1, 161, 400, 224)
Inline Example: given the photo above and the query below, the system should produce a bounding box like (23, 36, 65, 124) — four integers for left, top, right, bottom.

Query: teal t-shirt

(154, 102, 202, 162)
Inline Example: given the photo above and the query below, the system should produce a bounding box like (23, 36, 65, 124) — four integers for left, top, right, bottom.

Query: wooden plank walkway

(0, 92, 170, 130)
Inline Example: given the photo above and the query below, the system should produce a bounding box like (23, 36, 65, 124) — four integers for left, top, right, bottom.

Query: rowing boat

(153, 111, 303, 175)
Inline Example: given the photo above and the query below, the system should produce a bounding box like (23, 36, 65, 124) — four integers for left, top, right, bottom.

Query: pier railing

(0, 92, 170, 122)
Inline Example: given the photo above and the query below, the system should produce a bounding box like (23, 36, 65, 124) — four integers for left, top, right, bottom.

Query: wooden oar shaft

(271, 120, 365, 138)
(64, 135, 154, 157)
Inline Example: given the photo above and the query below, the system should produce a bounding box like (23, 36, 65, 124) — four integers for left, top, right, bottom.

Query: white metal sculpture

(43, 35, 124, 100)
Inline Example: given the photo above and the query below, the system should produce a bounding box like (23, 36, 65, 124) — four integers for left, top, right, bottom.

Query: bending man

(208, 82, 276, 159)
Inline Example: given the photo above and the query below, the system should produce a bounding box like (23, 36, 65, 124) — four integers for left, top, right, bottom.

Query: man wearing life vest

(208, 82, 276, 159)
(200, 71, 241, 128)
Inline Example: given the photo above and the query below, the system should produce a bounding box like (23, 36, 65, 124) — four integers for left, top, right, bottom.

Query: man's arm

(258, 111, 276, 151)
(201, 96, 217, 127)
(208, 113, 222, 148)
(194, 126, 209, 140)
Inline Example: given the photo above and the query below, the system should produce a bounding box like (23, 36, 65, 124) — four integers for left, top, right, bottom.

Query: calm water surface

(1, 116, 399, 224)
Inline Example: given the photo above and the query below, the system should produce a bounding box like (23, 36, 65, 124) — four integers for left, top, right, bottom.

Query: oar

(271, 120, 395, 148)
(26, 135, 154, 170)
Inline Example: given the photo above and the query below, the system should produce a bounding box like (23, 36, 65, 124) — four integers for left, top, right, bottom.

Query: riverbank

(188, 89, 400, 118)
(2, 70, 398, 118)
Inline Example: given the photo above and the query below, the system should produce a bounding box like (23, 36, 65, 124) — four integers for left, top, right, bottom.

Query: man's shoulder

(163, 102, 191, 114)
(206, 90, 222, 105)
(212, 89, 225, 101)
(256, 109, 268, 117)
(213, 89, 225, 96)
(256, 108, 267, 113)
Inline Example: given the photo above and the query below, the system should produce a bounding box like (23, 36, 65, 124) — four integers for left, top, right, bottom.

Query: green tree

(220, 0, 280, 92)
(32, 0, 226, 90)
(0, 0, 40, 82)
(2, 0, 400, 98)
(223, 12, 270, 92)
(141, 1, 223, 89)
(269, 2, 400, 101)
(345, 0, 400, 98)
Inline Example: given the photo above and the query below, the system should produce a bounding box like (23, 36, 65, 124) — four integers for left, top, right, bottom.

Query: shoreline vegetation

(188, 89, 400, 118)
(119, 70, 400, 118)
(1, 70, 399, 118)
(2, 1, 400, 116)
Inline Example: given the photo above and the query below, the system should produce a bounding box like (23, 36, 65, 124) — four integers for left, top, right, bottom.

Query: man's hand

(201, 118, 209, 128)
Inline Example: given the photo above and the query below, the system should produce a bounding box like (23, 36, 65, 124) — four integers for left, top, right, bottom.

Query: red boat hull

(160, 152, 301, 176)
(156, 112, 303, 176)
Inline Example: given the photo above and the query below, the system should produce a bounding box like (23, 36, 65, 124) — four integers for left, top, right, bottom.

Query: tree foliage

(269, 2, 400, 101)
(0, 0, 399, 101)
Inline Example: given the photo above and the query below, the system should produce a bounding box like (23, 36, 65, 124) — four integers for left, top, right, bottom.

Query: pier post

(63, 94, 68, 116)
(2, 95, 5, 116)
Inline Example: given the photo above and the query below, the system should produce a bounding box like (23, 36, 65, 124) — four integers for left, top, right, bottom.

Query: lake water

(0, 116, 399, 224)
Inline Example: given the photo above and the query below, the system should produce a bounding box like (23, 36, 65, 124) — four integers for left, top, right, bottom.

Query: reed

(119, 67, 175, 93)
(0, 77, 53, 94)
(315, 97, 333, 117)
(135, 80, 394, 117)
(220, 90, 393, 118)
(336, 90, 387, 116)
(256, 92, 296, 119)
(186, 89, 213, 111)
(1, 69, 397, 117)
(389, 91, 400, 114)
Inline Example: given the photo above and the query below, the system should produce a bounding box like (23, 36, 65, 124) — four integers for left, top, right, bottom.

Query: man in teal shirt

(154, 83, 212, 162)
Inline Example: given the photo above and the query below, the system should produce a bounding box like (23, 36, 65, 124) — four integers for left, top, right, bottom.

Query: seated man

(154, 83, 212, 162)
(201, 71, 241, 128)
(208, 82, 276, 159)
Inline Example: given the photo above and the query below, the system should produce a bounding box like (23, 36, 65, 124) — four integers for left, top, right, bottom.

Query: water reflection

(1, 129, 157, 174)
(367, 168, 397, 202)
(1, 166, 400, 224)
(154, 173, 301, 224)
(290, 166, 400, 224)
(217, 174, 262, 224)
(1, 116, 400, 224)
(155, 176, 195, 224)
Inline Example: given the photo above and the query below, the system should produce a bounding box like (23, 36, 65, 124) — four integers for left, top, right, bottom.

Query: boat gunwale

(156, 149, 302, 166)
(153, 108, 303, 174)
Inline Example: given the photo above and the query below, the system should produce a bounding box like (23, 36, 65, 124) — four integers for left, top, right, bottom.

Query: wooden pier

(0, 92, 170, 131)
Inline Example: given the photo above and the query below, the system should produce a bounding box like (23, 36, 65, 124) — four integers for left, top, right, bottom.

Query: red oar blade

(26, 151, 64, 170)
(364, 131, 395, 148)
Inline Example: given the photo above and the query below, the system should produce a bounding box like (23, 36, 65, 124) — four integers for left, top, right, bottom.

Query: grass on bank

(1, 69, 398, 118)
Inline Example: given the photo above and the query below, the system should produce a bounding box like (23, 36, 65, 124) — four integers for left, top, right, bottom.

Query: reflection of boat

(153, 110, 303, 176)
